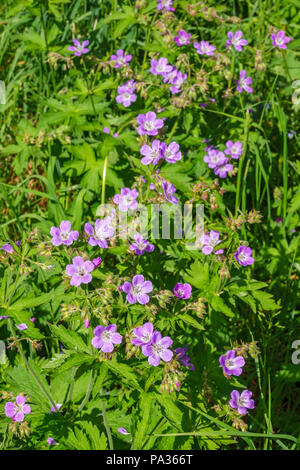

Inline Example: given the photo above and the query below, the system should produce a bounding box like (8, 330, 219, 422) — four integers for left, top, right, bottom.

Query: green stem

(100, 388, 114, 450)
(101, 155, 109, 206)
(235, 110, 250, 216)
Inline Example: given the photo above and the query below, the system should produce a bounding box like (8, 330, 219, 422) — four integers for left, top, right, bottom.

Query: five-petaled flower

(50, 220, 79, 246)
(174, 30, 191, 46)
(129, 234, 155, 255)
(92, 324, 122, 352)
(143, 331, 173, 366)
(229, 390, 255, 415)
(113, 188, 139, 212)
(110, 49, 132, 68)
(121, 274, 153, 305)
(219, 350, 245, 376)
(234, 245, 255, 266)
(236, 70, 253, 93)
(5, 396, 31, 422)
(194, 41, 216, 56)
(226, 31, 247, 51)
(65, 256, 94, 286)
(173, 283, 192, 299)
(68, 39, 90, 56)
(136, 111, 164, 136)
(271, 31, 291, 49)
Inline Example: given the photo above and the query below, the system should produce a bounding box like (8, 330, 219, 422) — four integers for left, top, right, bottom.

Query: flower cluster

(204, 140, 243, 178)
(131, 322, 173, 366)
(150, 57, 187, 95)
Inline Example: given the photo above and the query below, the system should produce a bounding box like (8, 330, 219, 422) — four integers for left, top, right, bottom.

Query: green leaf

(48, 324, 91, 354)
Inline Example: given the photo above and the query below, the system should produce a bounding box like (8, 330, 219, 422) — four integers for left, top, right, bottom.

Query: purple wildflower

(121, 275, 153, 305)
(200, 230, 222, 255)
(275, 217, 283, 226)
(204, 149, 227, 169)
(214, 161, 234, 178)
(50, 404, 62, 413)
(271, 31, 291, 49)
(113, 188, 139, 212)
(140, 140, 163, 165)
(129, 234, 154, 255)
(219, 350, 245, 376)
(173, 283, 192, 299)
(50, 220, 79, 246)
(47, 438, 57, 446)
(0, 316, 9, 321)
(116, 85, 137, 108)
(234, 245, 255, 266)
(5, 396, 31, 422)
(16, 323, 28, 331)
(161, 141, 182, 163)
(65, 256, 94, 287)
(229, 390, 255, 415)
(174, 30, 191, 46)
(68, 39, 89, 56)
(162, 181, 179, 205)
(150, 57, 173, 76)
(84, 319, 90, 329)
(169, 71, 187, 94)
(84, 217, 115, 248)
(226, 31, 247, 51)
(162, 66, 178, 84)
(1, 243, 14, 253)
(110, 49, 132, 68)
(175, 345, 195, 370)
(224, 140, 243, 159)
(156, 0, 175, 11)
(143, 331, 173, 366)
(91, 324, 122, 352)
(92, 257, 102, 267)
(236, 70, 253, 93)
(136, 111, 164, 136)
(131, 322, 155, 353)
(194, 41, 216, 56)
(103, 127, 110, 134)
(118, 428, 130, 435)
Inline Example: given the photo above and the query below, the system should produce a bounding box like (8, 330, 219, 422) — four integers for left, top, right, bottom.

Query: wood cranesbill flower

(5, 396, 31, 422)
(236, 70, 253, 93)
(68, 39, 90, 56)
(121, 275, 153, 305)
(50, 220, 79, 246)
(110, 49, 132, 68)
(200, 231, 223, 255)
(175, 345, 195, 370)
(136, 111, 164, 136)
(219, 350, 245, 376)
(91, 324, 122, 352)
(156, 0, 175, 12)
(226, 31, 247, 51)
(173, 283, 192, 299)
(194, 40, 216, 56)
(161, 141, 182, 163)
(162, 181, 179, 205)
(131, 322, 155, 353)
(140, 140, 164, 165)
(214, 160, 234, 178)
(271, 31, 291, 49)
(204, 149, 227, 169)
(150, 57, 173, 76)
(129, 234, 154, 255)
(234, 245, 255, 266)
(229, 390, 255, 415)
(113, 188, 139, 212)
(174, 30, 191, 46)
(224, 140, 243, 159)
(65, 256, 94, 286)
(84, 217, 115, 248)
(143, 331, 173, 366)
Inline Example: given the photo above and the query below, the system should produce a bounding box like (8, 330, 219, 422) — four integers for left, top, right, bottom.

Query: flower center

(144, 120, 155, 131)
(142, 332, 151, 343)
(60, 230, 70, 240)
(225, 359, 236, 369)
(101, 330, 113, 342)
(238, 253, 247, 262)
(76, 266, 86, 277)
(152, 342, 164, 355)
(132, 285, 142, 297)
